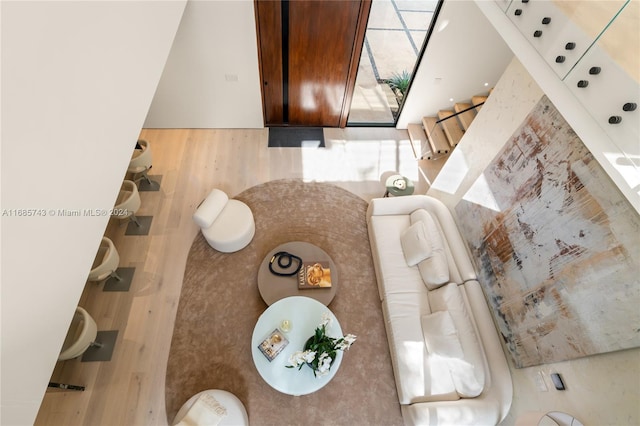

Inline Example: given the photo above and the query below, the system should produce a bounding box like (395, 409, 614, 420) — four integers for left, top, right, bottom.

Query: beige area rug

(165, 179, 403, 425)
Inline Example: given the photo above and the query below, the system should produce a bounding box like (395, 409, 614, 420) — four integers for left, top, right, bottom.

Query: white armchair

(193, 189, 255, 252)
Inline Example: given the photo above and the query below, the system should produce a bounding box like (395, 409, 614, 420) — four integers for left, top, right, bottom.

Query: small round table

(251, 296, 343, 396)
(384, 174, 415, 197)
(257, 241, 338, 306)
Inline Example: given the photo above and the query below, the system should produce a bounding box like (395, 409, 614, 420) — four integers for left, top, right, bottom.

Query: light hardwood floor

(35, 127, 445, 426)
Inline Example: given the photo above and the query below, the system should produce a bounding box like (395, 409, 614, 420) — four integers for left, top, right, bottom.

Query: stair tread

(422, 116, 450, 155)
(454, 102, 478, 131)
(407, 123, 432, 160)
(437, 110, 464, 147)
(471, 95, 487, 113)
(471, 95, 488, 105)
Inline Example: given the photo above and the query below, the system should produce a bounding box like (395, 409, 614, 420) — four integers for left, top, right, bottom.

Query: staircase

(408, 91, 490, 161)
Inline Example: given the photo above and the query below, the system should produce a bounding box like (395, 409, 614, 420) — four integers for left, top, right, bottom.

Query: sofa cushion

(400, 221, 432, 266)
(421, 310, 464, 358)
(427, 283, 486, 398)
(369, 215, 425, 300)
(421, 310, 484, 398)
(409, 209, 450, 289)
(193, 189, 229, 229)
(382, 293, 460, 404)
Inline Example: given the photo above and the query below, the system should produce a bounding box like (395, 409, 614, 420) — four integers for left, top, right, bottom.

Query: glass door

(347, 0, 440, 125)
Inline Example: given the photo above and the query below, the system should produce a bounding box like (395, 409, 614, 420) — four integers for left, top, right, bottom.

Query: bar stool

(113, 180, 142, 226)
(128, 139, 160, 190)
(58, 307, 103, 361)
(87, 237, 121, 283)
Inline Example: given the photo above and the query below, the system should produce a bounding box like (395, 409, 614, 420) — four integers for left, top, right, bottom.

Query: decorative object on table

(384, 174, 414, 197)
(280, 319, 292, 333)
(268, 251, 303, 277)
(258, 241, 338, 306)
(392, 178, 406, 190)
(287, 313, 356, 377)
(257, 329, 289, 362)
(298, 261, 332, 289)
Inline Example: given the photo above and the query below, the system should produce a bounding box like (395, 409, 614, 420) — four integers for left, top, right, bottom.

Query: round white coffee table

(251, 296, 343, 396)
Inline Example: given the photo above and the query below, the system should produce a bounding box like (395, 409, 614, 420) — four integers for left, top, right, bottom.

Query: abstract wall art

(455, 96, 640, 368)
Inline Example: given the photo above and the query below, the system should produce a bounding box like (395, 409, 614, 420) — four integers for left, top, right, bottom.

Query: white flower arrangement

(287, 312, 357, 377)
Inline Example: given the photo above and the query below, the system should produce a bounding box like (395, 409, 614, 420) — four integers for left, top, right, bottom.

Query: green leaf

(385, 70, 411, 96)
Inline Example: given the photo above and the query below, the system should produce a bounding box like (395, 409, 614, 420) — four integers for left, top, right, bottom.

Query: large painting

(455, 96, 640, 368)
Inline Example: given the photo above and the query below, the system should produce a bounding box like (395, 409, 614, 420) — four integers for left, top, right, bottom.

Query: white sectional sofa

(367, 195, 512, 426)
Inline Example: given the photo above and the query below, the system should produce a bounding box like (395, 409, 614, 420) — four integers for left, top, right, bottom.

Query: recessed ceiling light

(484, 82, 489, 86)
(449, 98, 454, 102)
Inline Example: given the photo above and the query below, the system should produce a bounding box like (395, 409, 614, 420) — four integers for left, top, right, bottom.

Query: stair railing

(435, 102, 484, 125)
(423, 101, 485, 160)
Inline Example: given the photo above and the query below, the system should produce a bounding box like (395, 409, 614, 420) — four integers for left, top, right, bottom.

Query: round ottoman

(172, 390, 249, 426)
(201, 199, 255, 252)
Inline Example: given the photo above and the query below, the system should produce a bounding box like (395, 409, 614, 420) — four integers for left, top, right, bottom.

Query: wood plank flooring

(35, 128, 442, 426)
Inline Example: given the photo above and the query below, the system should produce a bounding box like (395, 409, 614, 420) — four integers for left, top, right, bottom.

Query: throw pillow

(400, 221, 432, 266)
(409, 209, 449, 288)
(418, 254, 450, 290)
(176, 392, 228, 426)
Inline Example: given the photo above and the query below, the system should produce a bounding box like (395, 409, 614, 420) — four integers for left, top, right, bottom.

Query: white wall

(145, 0, 510, 130)
(0, 2, 185, 424)
(144, 0, 264, 128)
(397, 0, 513, 128)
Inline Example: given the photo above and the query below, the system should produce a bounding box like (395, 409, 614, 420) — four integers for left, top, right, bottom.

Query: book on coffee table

(258, 328, 289, 362)
(298, 261, 332, 289)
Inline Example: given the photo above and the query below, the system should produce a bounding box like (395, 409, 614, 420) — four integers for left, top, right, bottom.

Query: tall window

(348, 0, 440, 125)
